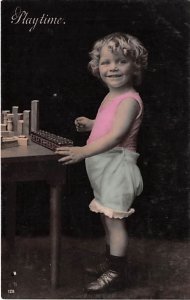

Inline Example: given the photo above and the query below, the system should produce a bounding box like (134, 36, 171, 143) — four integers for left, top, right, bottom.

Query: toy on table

(30, 130, 73, 151)
(1, 100, 35, 148)
(1, 100, 73, 150)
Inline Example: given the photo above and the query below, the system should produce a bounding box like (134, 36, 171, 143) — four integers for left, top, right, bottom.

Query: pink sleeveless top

(87, 91, 143, 152)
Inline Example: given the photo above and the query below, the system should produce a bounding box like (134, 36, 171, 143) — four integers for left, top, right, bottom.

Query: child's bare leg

(100, 214, 110, 246)
(104, 216, 128, 256)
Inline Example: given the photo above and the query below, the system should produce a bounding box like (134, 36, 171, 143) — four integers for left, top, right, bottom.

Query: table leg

(4, 183, 17, 252)
(49, 183, 62, 289)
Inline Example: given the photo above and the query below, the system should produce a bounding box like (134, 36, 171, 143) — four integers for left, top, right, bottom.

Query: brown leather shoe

(86, 269, 125, 293)
(85, 257, 110, 275)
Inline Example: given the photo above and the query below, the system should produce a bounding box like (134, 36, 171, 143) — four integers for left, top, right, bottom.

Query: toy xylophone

(30, 130, 73, 151)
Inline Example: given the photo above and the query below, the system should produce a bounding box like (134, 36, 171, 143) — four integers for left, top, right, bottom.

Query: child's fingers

(75, 117, 86, 125)
(74, 117, 88, 132)
(75, 117, 82, 123)
(76, 126, 86, 132)
(55, 146, 69, 151)
(75, 123, 86, 132)
(58, 156, 71, 163)
(55, 146, 71, 154)
(75, 118, 81, 125)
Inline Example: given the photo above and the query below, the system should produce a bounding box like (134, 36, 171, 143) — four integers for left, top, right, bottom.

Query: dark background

(2, 0, 190, 239)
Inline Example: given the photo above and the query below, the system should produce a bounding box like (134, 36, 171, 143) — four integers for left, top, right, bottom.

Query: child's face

(98, 45, 135, 91)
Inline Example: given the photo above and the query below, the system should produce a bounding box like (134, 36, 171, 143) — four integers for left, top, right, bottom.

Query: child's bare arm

(75, 116, 95, 132)
(56, 98, 139, 164)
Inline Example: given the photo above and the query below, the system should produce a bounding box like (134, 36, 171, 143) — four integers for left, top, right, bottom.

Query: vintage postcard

(1, 0, 190, 299)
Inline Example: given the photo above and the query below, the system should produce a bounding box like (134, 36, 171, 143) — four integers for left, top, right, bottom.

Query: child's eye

(100, 61, 109, 65)
(119, 60, 127, 64)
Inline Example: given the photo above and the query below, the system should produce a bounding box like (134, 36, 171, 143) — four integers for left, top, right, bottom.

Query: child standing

(55, 32, 148, 293)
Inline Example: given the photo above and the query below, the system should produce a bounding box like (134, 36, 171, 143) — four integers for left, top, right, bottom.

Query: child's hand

(55, 146, 86, 165)
(75, 116, 93, 132)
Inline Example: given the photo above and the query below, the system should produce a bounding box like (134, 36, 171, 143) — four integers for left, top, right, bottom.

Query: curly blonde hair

(88, 32, 148, 86)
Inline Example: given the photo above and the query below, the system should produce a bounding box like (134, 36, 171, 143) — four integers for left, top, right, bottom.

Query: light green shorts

(85, 147, 143, 219)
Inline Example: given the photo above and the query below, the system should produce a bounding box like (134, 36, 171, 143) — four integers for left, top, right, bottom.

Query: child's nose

(110, 62, 119, 71)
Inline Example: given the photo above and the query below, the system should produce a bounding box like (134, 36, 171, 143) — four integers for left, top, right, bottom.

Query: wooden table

(1, 141, 67, 289)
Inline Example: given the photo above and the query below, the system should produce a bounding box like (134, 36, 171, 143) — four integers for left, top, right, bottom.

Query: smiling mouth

(106, 74, 122, 78)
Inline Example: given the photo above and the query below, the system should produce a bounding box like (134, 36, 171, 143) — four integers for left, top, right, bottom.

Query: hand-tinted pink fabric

(87, 91, 143, 152)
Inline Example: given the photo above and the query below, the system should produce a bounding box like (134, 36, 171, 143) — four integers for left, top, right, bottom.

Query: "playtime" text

(11, 7, 66, 32)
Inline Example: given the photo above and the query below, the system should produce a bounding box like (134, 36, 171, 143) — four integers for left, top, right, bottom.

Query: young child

(55, 32, 148, 293)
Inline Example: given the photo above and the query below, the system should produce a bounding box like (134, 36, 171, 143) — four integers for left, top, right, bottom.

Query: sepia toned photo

(1, 0, 190, 299)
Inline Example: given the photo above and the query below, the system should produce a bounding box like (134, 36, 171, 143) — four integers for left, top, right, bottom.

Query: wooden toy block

(1, 131, 14, 137)
(18, 113, 23, 120)
(12, 106, 19, 135)
(17, 120, 24, 136)
(2, 110, 10, 125)
(23, 110, 31, 136)
(1, 136, 18, 149)
(7, 113, 14, 121)
(17, 135, 29, 146)
(1, 124, 7, 131)
(7, 120, 13, 131)
(31, 100, 39, 132)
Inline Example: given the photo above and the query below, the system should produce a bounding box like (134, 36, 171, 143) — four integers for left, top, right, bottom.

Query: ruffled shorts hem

(89, 198, 135, 219)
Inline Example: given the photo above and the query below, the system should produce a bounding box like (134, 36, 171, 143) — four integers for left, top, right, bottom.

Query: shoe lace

(97, 270, 117, 285)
